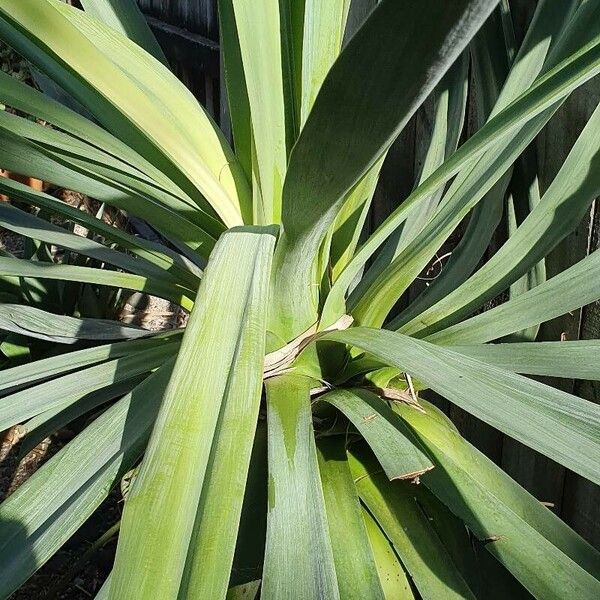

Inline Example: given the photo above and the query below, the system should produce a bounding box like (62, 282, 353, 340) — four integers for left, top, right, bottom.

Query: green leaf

(397, 98, 600, 337)
(0, 362, 173, 598)
(505, 150, 546, 342)
(263, 373, 340, 599)
(361, 507, 415, 600)
(0, 330, 181, 392)
(0, 202, 186, 286)
(0, 177, 200, 290)
(0, 0, 250, 226)
(329, 157, 384, 282)
(0, 68, 185, 198)
(0, 340, 178, 430)
(321, 3, 600, 329)
(0, 303, 151, 344)
(109, 227, 275, 600)
(395, 399, 600, 599)
(218, 0, 252, 181)
(319, 388, 433, 480)
(325, 327, 600, 486)
(0, 257, 195, 310)
(231, 0, 289, 224)
(348, 445, 477, 600)
(385, 4, 515, 325)
(353, 0, 594, 327)
(79, 0, 167, 65)
(271, 0, 497, 339)
(426, 247, 600, 345)
(353, 52, 469, 300)
(18, 376, 146, 457)
(0, 130, 220, 258)
(316, 436, 385, 600)
(451, 340, 600, 380)
(300, 0, 350, 123)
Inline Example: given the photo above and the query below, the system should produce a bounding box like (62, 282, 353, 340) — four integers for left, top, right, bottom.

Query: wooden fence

(136, 0, 600, 548)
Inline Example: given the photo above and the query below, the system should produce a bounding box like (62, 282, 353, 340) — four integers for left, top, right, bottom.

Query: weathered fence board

(137, 0, 220, 115)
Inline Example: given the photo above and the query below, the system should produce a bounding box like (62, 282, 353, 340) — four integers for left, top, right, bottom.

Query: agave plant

(0, 0, 599, 597)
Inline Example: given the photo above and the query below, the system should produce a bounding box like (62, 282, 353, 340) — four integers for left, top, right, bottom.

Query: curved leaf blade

(325, 327, 600, 486)
(262, 373, 340, 599)
(109, 227, 275, 600)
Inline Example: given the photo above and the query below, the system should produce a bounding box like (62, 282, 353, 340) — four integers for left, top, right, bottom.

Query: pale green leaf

(397, 98, 600, 337)
(231, 0, 289, 224)
(0, 177, 200, 289)
(0, 0, 250, 226)
(0, 257, 195, 310)
(325, 328, 600, 485)
(349, 445, 477, 600)
(263, 373, 340, 600)
(272, 0, 497, 340)
(0, 340, 178, 430)
(0, 303, 151, 344)
(426, 247, 600, 345)
(396, 399, 600, 599)
(319, 388, 433, 480)
(0, 331, 180, 393)
(317, 436, 385, 600)
(109, 227, 275, 600)
(0, 363, 173, 598)
(322, 4, 600, 328)
(452, 340, 600, 380)
(362, 508, 415, 600)
(79, 0, 167, 64)
(300, 0, 350, 123)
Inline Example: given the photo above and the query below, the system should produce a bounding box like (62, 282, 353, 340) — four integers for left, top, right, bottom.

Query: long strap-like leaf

(396, 399, 600, 599)
(325, 327, 600, 486)
(398, 97, 600, 337)
(352, 0, 593, 327)
(230, 0, 290, 224)
(319, 388, 433, 480)
(79, 0, 167, 65)
(322, 2, 600, 329)
(0, 341, 178, 431)
(426, 246, 600, 345)
(109, 227, 275, 600)
(348, 446, 478, 600)
(0, 303, 151, 344)
(263, 373, 340, 599)
(0, 331, 180, 392)
(270, 0, 497, 340)
(0, 129, 220, 258)
(0, 362, 174, 598)
(316, 437, 385, 600)
(0, 203, 184, 286)
(0, 257, 195, 310)
(0, 0, 250, 226)
(451, 340, 600, 380)
(0, 177, 200, 289)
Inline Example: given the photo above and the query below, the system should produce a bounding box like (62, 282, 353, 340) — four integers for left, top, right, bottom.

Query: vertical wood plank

(136, 0, 219, 109)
